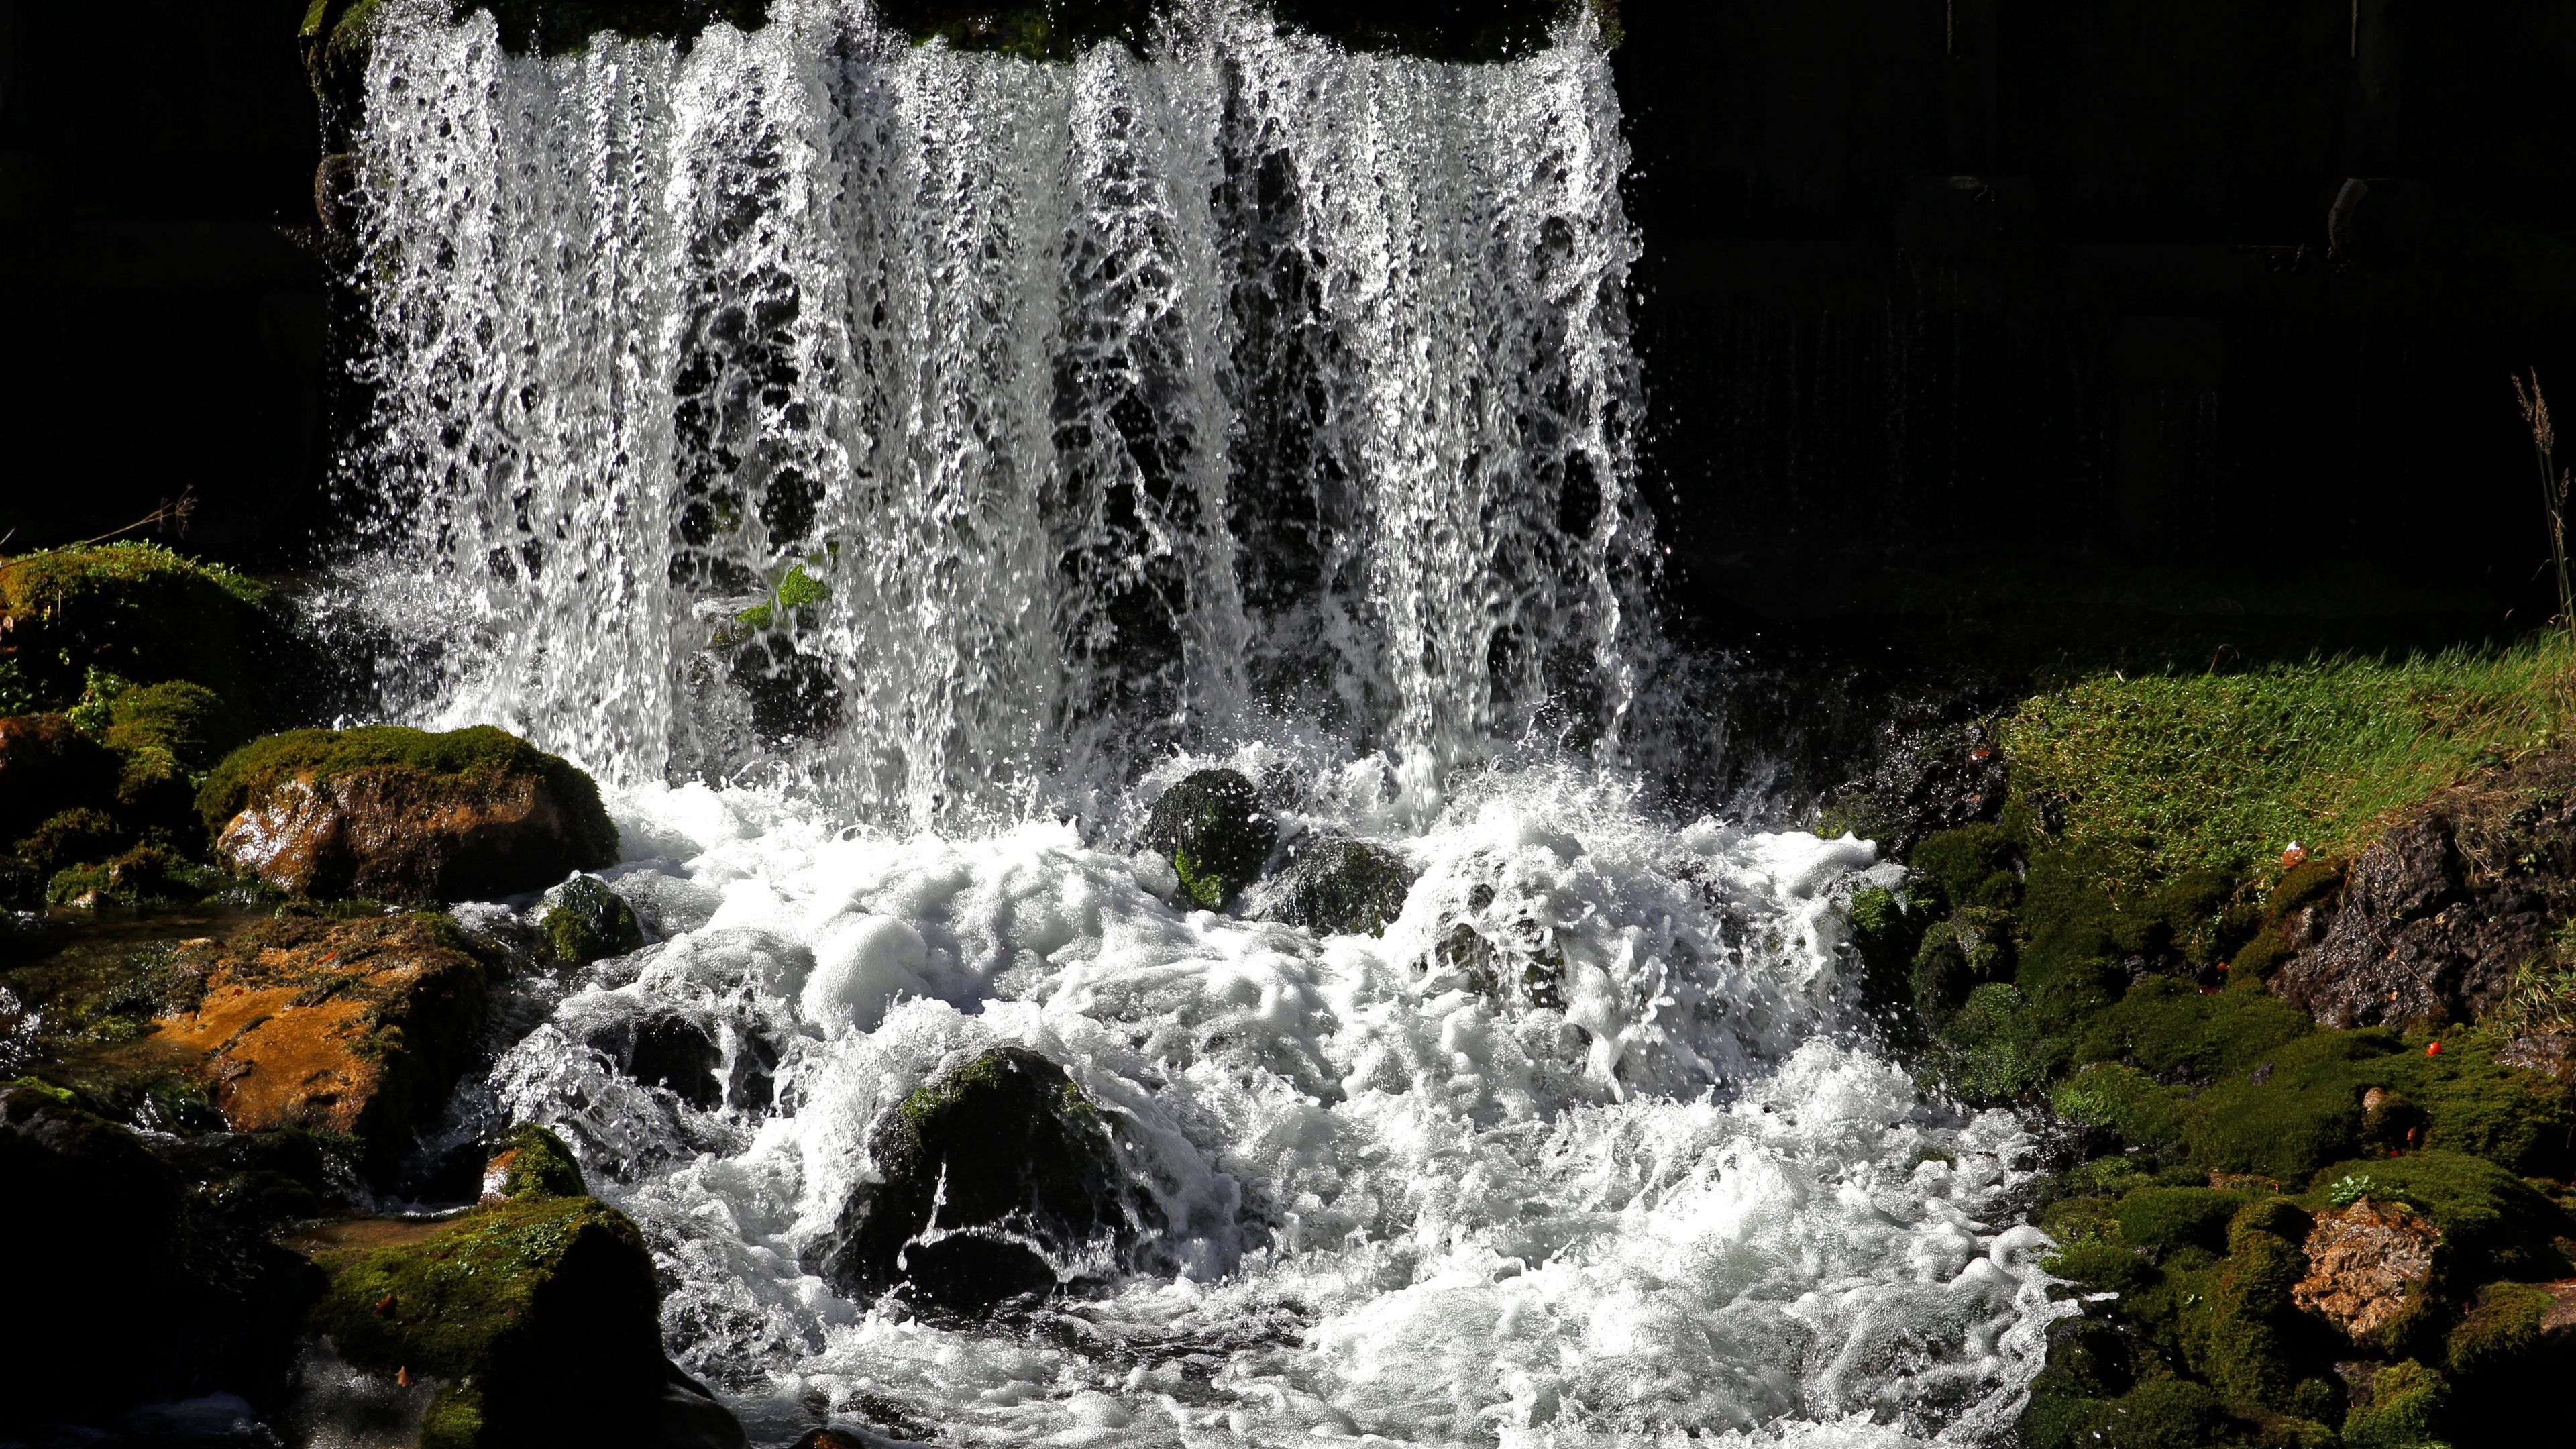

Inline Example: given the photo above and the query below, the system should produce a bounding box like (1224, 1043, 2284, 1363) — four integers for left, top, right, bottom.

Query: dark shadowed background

(4, 1, 2571, 648)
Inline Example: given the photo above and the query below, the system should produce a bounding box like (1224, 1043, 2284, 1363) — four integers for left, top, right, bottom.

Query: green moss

(13, 808, 128, 872)
(0, 543, 268, 711)
(197, 724, 616, 865)
(305, 1194, 665, 1448)
(729, 561, 830, 635)
(2000, 636, 2576, 893)
(2340, 1360, 2449, 1449)
(2297, 1151, 2571, 1279)
(101, 680, 247, 774)
(1257, 835, 1412, 936)
(2112, 1187, 2244, 1258)
(487, 1123, 587, 1201)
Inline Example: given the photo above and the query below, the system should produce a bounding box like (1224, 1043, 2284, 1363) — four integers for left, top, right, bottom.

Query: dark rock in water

(0, 1082, 323, 1431)
(1254, 833, 1412, 936)
(818, 1046, 1139, 1310)
(541, 874, 646, 965)
(199, 724, 618, 903)
(579, 1003, 725, 1110)
(1138, 769, 1277, 910)
(0, 714, 120, 845)
(298, 1191, 746, 1449)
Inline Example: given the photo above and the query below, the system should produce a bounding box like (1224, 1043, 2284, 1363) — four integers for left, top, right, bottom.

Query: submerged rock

(1252, 833, 1413, 936)
(1136, 769, 1276, 910)
(299, 1191, 744, 1449)
(148, 913, 490, 1178)
(201, 725, 618, 902)
(818, 1046, 1139, 1310)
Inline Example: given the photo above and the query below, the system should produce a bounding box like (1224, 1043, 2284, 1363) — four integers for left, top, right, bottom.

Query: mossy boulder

(0, 544, 268, 712)
(140, 913, 491, 1180)
(0, 1083, 323, 1430)
(816, 1046, 1142, 1310)
(201, 725, 617, 902)
(480, 1122, 588, 1202)
(101, 679, 248, 773)
(1136, 769, 1276, 910)
(1252, 833, 1412, 936)
(301, 1193, 744, 1449)
(539, 873, 645, 965)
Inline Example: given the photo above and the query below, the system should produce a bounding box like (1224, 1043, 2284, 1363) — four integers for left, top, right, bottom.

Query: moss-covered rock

(1252, 833, 1411, 936)
(0, 713, 120, 847)
(301, 1192, 743, 1449)
(140, 913, 491, 1180)
(816, 1045, 1143, 1309)
(539, 873, 645, 965)
(102, 679, 249, 773)
(0, 544, 268, 712)
(480, 1122, 588, 1202)
(201, 724, 618, 902)
(1136, 768, 1276, 910)
(0, 1083, 323, 1430)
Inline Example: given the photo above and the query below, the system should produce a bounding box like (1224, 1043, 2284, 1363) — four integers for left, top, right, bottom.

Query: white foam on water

(473, 767, 2064, 1446)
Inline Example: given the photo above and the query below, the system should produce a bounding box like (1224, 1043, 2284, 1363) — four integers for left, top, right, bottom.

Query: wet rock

(298, 1191, 746, 1449)
(2292, 1197, 2440, 1343)
(576, 1002, 724, 1110)
(1814, 707, 2011, 855)
(539, 873, 645, 965)
(2498, 1030, 2576, 1082)
(0, 713, 119, 845)
(201, 725, 619, 903)
(1137, 769, 1277, 910)
(148, 913, 490, 1179)
(817, 1046, 1139, 1310)
(2269, 755, 2576, 1029)
(0, 1082, 323, 1430)
(1252, 833, 1412, 936)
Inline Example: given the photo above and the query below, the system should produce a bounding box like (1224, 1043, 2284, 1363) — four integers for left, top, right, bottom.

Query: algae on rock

(1136, 768, 1276, 910)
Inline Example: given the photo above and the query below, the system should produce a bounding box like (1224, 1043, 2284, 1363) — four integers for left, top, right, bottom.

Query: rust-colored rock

(2293, 1197, 2441, 1341)
(151, 914, 487, 1172)
(204, 725, 618, 902)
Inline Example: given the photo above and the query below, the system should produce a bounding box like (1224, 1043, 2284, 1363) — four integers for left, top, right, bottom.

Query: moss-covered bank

(1844, 635, 2576, 1447)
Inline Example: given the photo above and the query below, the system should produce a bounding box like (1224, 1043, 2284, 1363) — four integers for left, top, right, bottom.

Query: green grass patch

(2002, 635, 2576, 891)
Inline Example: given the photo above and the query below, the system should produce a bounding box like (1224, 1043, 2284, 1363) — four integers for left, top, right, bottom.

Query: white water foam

(334, 4, 2069, 1443)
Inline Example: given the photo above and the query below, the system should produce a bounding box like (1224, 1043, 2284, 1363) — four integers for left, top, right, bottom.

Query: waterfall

(345, 0, 1647, 826)
(331, 5, 2068, 1444)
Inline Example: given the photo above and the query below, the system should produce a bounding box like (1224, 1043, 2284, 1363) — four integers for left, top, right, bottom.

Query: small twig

(68, 487, 197, 549)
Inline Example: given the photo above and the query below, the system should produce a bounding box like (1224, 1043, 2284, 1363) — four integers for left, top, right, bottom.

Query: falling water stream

(329, 2, 2068, 1442)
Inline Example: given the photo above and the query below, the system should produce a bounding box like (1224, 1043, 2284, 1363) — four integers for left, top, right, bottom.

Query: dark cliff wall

(0, 2, 327, 563)
(1617, 0, 2576, 635)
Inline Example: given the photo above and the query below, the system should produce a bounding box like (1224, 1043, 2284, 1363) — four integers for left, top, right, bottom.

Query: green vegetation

(729, 561, 830, 634)
(485, 1122, 588, 1200)
(197, 724, 616, 863)
(0, 543, 268, 711)
(2001, 636, 2576, 892)
(1255, 834, 1413, 936)
(305, 1194, 665, 1449)
(1138, 768, 1277, 910)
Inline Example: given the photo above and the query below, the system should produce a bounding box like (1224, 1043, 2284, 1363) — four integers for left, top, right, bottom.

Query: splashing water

(332, 3, 2068, 1444)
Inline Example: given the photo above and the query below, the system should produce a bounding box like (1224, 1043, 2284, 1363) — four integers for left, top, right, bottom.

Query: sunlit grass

(2000, 633, 2576, 890)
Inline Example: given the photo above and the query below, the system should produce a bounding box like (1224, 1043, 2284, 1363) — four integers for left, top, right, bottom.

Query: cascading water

(329, 3, 2070, 1443)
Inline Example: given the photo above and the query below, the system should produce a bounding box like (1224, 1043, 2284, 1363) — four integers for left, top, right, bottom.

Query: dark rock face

(578, 1004, 725, 1111)
(0, 714, 121, 845)
(1254, 833, 1413, 936)
(1138, 769, 1277, 910)
(818, 1046, 1141, 1311)
(2269, 760, 2576, 1030)
(0, 1083, 323, 1432)
(202, 725, 618, 902)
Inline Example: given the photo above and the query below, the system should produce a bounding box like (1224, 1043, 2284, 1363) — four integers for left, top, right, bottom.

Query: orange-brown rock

(2292, 1197, 2441, 1341)
(150, 913, 488, 1174)
(201, 725, 619, 902)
